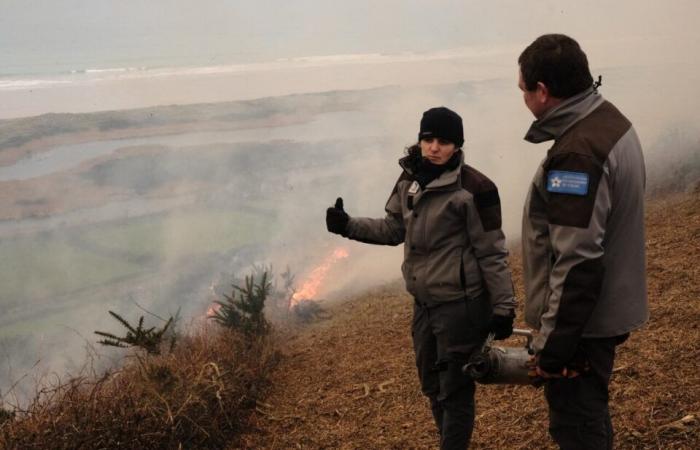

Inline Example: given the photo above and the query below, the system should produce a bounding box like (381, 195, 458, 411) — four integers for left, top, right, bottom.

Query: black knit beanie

(418, 107, 464, 148)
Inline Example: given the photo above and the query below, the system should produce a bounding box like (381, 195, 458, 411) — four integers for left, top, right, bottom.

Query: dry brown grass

(238, 190, 700, 450)
(0, 326, 278, 450)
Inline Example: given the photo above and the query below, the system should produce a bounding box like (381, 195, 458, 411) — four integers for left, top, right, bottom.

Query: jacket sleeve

(535, 152, 610, 373)
(344, 176, 406, 246)
(466, 186, 517, 315)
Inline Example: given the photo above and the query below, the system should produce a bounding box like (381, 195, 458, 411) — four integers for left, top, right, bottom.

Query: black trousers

(544, 335, 628, 450)
(412, 296, 491, 450)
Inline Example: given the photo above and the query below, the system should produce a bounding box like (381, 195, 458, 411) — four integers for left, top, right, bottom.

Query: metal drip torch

(464, 329, 535, 385)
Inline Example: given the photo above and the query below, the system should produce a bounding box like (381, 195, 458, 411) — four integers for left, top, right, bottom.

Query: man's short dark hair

(518, 34, 593, 99)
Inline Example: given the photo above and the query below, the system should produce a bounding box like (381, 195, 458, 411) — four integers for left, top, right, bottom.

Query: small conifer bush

(210, 271, 271, 337)
(95, 311, 174, 355)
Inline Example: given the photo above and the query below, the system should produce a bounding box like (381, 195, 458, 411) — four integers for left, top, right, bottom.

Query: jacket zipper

(460, 251, 466, 291)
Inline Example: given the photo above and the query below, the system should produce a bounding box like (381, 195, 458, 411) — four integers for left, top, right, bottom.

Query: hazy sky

(2, 0, 699, 73)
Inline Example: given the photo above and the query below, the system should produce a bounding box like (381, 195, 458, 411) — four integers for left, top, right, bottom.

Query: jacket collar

(523, 87, 605, 143)
(398, 149, 464, 190)
(426, 150, 463, 189)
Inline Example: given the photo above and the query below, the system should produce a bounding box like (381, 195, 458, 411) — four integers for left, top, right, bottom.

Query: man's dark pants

(412, 296, 491, 450)
(544, 335, 628, 450)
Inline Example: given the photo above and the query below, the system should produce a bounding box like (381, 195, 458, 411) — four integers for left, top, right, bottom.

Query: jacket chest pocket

(405, 209, 425, 248)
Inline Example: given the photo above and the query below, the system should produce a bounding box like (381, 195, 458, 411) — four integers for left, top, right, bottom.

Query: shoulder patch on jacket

(461, 165, 502, 232)
(543, 152, 603, 228)
(546, 170, 589, 195)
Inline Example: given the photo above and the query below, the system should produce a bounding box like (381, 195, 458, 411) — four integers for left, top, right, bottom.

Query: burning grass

(290, 247, 349, 309)
(0, 327, 279, 449)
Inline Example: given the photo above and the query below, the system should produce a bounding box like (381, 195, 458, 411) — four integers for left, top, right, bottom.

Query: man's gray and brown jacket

(345, 151, 516, 315)
(522, 87, 648, 373)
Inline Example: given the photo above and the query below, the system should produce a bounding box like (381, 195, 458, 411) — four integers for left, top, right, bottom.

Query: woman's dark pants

(412, 296, 491, 450)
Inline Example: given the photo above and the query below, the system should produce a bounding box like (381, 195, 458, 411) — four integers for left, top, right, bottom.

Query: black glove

(488, 312, 514, 340)
(326, 197, 349, 236)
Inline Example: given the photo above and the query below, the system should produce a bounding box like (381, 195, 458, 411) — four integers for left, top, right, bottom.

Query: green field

(0, 237, 141, 307)
(80, 208, 274, 260)
(0, 206, 276, 336)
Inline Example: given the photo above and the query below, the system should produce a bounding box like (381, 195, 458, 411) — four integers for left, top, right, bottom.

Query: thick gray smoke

(1, 59, 698, 407)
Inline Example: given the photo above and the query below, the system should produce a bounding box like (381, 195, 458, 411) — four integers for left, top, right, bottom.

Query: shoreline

(0, 112, 314, 168)
(0, 35, 692, 121)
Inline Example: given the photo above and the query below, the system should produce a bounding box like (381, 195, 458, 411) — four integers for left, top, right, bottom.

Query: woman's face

(420, 137, 457, 165)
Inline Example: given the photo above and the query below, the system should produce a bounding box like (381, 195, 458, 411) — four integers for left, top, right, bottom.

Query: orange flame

(291, 247, 349, 308)
(206, 303, 221, 318)
(204, 282, 221, 319)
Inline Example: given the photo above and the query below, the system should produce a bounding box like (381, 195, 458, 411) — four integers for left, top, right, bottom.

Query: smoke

(2, 48, 700, 407)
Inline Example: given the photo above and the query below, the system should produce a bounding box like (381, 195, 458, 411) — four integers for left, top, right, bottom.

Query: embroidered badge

(408, 181, 420, 194)
(546, 170, 589, 196)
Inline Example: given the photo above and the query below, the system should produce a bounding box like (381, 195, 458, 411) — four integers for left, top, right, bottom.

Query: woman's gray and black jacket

(522, 87, 648, 373)
(344, 150, 516, 316)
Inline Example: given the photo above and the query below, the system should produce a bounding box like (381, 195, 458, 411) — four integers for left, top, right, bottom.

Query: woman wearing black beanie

(326, 106, 516, 449)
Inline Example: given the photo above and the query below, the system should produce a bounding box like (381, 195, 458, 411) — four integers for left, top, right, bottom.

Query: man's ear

(535, 81, 550, 104)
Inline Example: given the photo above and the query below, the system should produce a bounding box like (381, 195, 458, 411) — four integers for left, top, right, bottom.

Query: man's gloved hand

(326, 197, 349, 236)
(488, 311, 515, 340)
(531, 353, 584, 381)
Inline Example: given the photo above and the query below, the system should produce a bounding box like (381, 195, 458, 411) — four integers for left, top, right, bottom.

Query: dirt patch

(236, 191, 700, 450)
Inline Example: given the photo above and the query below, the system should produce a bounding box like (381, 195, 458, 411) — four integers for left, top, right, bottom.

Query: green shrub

(210, 271, 271, 337)
(94, 311, 174, 355)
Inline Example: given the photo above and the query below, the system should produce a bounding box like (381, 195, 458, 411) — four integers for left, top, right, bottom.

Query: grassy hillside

(238, 190, 700, 450)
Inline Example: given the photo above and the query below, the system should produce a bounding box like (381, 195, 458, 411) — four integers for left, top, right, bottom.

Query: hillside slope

(236, 191, 699, 450)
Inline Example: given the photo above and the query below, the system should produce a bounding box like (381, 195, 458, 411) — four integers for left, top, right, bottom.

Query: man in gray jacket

(517, 34, 648, 449)
(326, 107, 516, 449)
